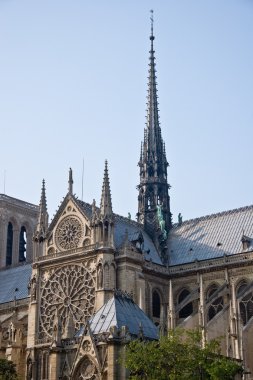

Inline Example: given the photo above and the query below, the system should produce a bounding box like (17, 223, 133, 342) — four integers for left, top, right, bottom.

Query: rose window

(40, 265, 95, 337)
(56, 216, 83, 250)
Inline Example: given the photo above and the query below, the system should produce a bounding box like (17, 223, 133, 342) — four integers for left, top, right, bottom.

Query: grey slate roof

(0, 264, 32, 304)
(89, 292, 158, 340)
(168, 205, 253, 266)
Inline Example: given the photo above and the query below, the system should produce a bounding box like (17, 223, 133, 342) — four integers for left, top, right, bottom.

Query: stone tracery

(40, 264, 95, 338)
(56, 216, 83, 250)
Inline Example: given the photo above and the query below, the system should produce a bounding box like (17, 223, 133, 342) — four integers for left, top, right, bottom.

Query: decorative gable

(46, 196, 91, 255)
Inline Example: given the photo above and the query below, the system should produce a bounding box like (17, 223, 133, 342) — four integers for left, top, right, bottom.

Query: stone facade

(0, 21, 253, 380)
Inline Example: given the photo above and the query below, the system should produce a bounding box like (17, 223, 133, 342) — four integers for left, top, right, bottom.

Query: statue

(28, 275, 37, 301)
(157, 205, 167, 240)
(97, 265, 103, 289)
(178, 213, 183, 225)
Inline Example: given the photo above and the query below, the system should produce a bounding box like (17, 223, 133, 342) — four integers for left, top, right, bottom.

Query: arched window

(152, 290, 161, 318)
(19, 226, 27, 262)
(236, 280, 248, 297)
(207, 284, 223, 321)
(6, 222, 13, 266)
(178, 288, 193, 318)
(239, 292, 253, 325)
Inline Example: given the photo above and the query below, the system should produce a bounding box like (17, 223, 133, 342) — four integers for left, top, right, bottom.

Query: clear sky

(0, 0, 252, 223)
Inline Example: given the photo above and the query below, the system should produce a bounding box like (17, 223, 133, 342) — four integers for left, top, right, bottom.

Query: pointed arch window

(19, 226, 27, 262)
(6, 222, 13, 266)
(239, 292, 253, 325)
(236, 280, 248, 297)
(152, 290, 161, 318)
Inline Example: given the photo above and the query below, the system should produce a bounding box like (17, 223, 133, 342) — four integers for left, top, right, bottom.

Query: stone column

(168, 280, 175, 330)
(230, 279, 240, 359)
(198, 273, 206, 347)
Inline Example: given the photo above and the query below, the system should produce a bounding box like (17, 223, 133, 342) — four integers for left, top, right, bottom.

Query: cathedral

(0, 18, 253, 380)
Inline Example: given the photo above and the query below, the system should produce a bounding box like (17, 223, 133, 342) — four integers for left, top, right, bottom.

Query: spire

(68, 167, 73, 195)
(100, 160, 113, 218)
(34, 179, 48, 242)
(137, 11, 171, 262)
(145, 9, 164, 164)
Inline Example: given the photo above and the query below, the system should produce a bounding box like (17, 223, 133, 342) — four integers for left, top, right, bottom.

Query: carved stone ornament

(82, 339, 92, 352)
(40, 265, 95, 338)
(55, 216, 83, 250)
(74, 357, 98, 380)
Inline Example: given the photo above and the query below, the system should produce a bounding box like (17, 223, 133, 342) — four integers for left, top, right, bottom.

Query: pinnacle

(100, 160, 113, 218)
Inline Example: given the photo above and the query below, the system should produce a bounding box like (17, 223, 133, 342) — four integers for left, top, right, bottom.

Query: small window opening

(6, 222, 13, 266)
(19, 226, 27, 262)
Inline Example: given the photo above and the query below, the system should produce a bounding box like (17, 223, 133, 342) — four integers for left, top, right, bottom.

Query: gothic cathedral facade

(0, 22, 253, 380)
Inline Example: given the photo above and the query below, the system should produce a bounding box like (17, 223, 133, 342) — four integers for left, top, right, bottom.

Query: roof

(88, 291, 158, 340)
(168, 205, 253, 266)
(0, 264, 32, 304)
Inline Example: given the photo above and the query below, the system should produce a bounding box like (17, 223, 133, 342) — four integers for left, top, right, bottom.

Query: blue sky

(0, 0, 252, 223)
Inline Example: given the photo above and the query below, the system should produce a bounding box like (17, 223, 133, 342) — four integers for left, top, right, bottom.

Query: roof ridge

(175, 204, 253, 226)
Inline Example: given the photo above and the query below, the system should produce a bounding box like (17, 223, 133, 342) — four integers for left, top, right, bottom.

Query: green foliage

(124, 329, 242, 380)
(0, 358, 18, 380)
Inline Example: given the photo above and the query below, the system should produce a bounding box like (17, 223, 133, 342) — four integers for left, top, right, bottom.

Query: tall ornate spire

(100, 160, 113, 218)
(137, 11, 171, 261)
(68, 168, 73, 195)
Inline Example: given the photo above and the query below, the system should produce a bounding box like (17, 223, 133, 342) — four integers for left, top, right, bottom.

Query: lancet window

(239, 292, 253, 325)
(6, 222, 13, 266)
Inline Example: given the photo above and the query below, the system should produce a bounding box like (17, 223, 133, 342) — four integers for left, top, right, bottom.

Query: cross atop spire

(100, 160, 113, 219)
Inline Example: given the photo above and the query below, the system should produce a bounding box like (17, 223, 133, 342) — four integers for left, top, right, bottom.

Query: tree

(124, 329, 243, 380)
(0, 358, 18, 380)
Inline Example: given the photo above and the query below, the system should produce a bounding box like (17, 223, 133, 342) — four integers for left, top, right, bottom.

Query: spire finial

(150, 9, 154, 41)
(39, 179, 47, 215)
(68, 167, 73, 195)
